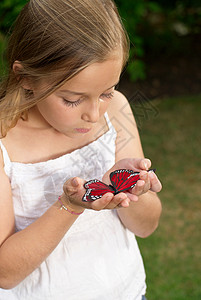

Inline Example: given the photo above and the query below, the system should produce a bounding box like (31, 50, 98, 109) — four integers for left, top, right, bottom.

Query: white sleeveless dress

(0, 112, 146, 300)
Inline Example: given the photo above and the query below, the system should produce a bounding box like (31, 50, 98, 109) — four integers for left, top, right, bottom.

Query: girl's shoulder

(107, 90, 135, 129)
(108, 90, 129, 114)
(0, 142, 4, 168)
(108, 90, 143, 160)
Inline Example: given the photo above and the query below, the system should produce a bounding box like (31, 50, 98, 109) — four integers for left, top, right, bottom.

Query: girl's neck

(25, 106, 53, 130)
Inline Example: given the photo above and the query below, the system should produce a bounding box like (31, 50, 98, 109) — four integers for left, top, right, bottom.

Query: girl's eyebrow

(59, 82, 119, 95)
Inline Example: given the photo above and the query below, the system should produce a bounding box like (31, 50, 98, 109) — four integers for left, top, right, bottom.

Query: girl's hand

(61, 177, 130, 212)
(102, 158, 162, 203)
(61, 157, 162, 212)
(128, 169, 162, 201)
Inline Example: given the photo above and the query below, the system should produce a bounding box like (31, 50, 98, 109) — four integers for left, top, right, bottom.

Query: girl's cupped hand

(61, 158, 162, 212)
(61, 176, 129, 211)
(102, 158, 162, 203)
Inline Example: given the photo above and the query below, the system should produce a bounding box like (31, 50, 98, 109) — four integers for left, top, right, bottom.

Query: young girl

(0, 0, 162, 299)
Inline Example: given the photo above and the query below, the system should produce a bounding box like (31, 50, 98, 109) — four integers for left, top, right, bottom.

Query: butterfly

(82, 168, 156, 202)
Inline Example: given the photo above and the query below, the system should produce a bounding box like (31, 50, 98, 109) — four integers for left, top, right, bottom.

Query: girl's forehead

(60, 57, 123, 92)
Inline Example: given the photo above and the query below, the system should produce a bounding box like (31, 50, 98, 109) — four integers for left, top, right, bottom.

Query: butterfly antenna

(148, 168, 156, 173)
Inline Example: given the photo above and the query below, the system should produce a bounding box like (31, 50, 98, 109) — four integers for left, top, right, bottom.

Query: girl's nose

(81, 100, 100, 123)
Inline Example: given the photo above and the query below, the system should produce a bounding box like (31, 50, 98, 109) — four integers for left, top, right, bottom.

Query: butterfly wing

(82, 179, 114, 202)
(110, 169, 140, 193)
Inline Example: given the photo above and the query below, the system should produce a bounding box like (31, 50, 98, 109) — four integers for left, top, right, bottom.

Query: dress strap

(0, 140, 11, 166)
(104, 111, 113, 131)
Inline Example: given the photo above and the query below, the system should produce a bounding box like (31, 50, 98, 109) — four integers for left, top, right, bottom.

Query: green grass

(131, 95, 201, 300)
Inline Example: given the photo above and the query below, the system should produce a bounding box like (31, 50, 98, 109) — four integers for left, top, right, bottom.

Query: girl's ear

(13, 61, 33, 91)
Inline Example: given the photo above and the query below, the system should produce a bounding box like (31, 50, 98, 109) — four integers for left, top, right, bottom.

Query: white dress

(0, 112, 146, 300)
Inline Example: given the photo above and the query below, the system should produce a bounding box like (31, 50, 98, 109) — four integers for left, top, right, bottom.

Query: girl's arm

(106, 91, 162, 237)
(0, 155, 127, 289)
(0, 153, 84, 289)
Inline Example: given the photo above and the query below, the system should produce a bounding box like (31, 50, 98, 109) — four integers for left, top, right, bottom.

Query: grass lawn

(131, 95, 201, 300)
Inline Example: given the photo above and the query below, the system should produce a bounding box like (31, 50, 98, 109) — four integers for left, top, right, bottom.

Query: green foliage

(127, 59, 146, 81)
(0, 0, 27, 33)
(0, 0, 27, 77)
(116, 0, 201, 81)
(0, 32, 7, 77)
(115, 0, 151, 81)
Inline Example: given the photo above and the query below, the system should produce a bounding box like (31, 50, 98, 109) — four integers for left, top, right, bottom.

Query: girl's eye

(100, 92, 114, 100)
(62, 92, 114, 107)
(62, 98, 82, 107)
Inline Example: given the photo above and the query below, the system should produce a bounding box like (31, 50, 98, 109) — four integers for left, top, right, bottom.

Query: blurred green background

(1, 0, 201, 82)
(0, 1, 201, 299)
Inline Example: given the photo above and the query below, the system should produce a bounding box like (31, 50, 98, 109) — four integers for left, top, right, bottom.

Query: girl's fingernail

(105, 194, 112, 201)
(140, 172, 147, 179)
(123, 200, 129, 207)
(72, 177, 79, 187)
(149, 172, 155, 179)
(121, 200, 129, 207)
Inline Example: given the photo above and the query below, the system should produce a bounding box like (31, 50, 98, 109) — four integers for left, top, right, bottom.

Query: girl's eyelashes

(62, 98, 82, 107)
(62, 92, 114, 107)
(101, 92, 114, 99)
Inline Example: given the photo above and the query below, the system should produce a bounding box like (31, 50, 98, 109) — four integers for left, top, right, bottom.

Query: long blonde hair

(0, 0, 129, 137)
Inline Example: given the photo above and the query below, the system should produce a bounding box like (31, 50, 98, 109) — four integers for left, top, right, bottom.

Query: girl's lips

(75, 128, 91, 133)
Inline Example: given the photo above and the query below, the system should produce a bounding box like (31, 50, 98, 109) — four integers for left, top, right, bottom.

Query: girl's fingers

(112, 193, 129, 208)
(114, 158, 152, 173)
(140, 171, 151, 191)
(64, 165, 162, 212)
(91, 192, 130, 210)
(90, 193, 114, 210)
(132, 180, 146, 196)
(139, 158, 152, 170)
(131, 170, 151, 196)
(105, 192, 129, 209)
(125, 192, 139, 202)
(86, 169, 162, 211)
(63, 177, 85, 196)
(129, 158, 151, 171)
(128, 170, 162, 198)
(149, 172, 162, 192)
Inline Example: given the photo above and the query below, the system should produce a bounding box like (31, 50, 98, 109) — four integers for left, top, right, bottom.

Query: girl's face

(34, 56, 123, 138)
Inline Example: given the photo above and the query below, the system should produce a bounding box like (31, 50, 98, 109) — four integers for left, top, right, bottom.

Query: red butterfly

(82, 168, 155, 202)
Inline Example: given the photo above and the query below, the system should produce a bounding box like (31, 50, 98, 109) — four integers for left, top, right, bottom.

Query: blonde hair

(0, 0, 129, 137)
